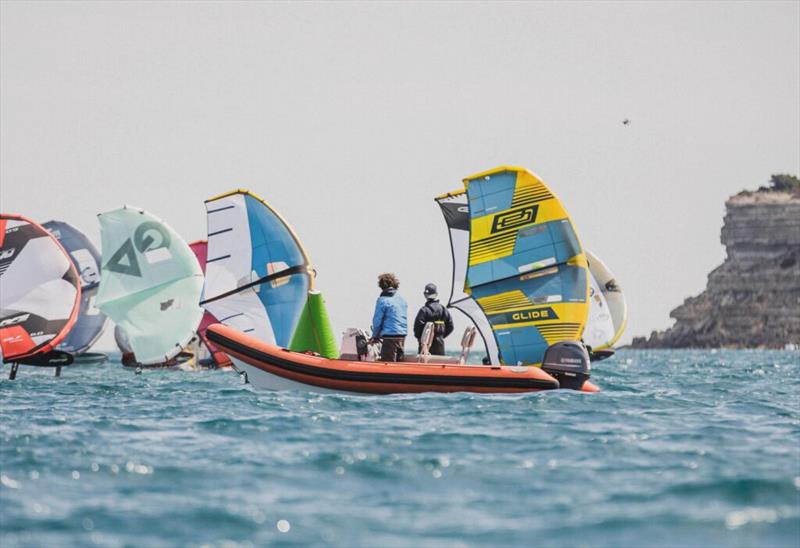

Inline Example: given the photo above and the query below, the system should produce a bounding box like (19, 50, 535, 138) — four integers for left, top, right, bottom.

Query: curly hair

(377, 272, 400, 290)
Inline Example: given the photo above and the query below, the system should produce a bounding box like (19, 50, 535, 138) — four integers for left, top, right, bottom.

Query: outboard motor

(541, 341, 591, 390)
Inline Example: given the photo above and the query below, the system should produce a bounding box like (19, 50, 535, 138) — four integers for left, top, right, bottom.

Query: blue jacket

(372, 289, 408, 337)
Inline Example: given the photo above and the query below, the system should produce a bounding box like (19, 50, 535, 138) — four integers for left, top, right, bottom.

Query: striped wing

(464, 167, 590, 365)
(202, 190, 312, 347)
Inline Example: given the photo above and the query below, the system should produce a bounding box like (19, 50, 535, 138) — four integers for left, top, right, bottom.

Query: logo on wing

(105, 222, 172, 277)
(134, 222, 171, 253)
(490, 205, 538, 233)
(510, 307, 559, 322)
(0, 313, 30, 328)
(0, 248, 16, 261)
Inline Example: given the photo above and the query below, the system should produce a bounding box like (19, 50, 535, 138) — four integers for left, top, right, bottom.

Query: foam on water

(1, 350, 799, 547)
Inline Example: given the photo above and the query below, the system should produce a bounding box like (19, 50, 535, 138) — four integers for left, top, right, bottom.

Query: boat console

(339, 324, 479, 365)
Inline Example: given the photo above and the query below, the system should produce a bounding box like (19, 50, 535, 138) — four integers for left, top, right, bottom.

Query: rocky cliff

(632, 183, 800, 349)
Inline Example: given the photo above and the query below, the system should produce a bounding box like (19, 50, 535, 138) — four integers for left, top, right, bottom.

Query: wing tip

(205, 189, 250, 203)
(434, 188, 467, 200)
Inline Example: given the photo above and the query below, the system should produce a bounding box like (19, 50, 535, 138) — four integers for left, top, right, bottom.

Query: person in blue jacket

(371, 272, 408, 362)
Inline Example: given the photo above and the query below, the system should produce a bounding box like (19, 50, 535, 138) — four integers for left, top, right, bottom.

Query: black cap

(424, 283, 438, 298)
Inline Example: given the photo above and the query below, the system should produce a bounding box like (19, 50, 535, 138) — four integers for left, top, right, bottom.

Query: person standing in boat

(413, 283, 454, 355)
(371, 273, 408, 362)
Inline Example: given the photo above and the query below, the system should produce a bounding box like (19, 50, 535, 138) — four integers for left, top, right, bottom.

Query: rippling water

(1, 350, 799, 547)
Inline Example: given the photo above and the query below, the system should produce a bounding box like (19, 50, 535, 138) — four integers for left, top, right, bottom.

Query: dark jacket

(413, 299, 454, 342)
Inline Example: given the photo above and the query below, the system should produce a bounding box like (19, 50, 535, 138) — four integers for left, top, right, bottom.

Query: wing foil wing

(442, 166, 590, 366)
(0, 215, 81, 362)
(96, 207, 204, 364)
(584, 249, 628, 350)
(190, 239, 231, 366)
(202, 190, 312, 347)
(43, 221, 108, 354)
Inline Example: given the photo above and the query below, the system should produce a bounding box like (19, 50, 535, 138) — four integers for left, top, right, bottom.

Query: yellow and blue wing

(464, 166, 590, 365)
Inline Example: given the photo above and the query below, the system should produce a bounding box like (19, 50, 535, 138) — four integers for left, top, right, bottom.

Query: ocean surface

(1, 349, 798, 547)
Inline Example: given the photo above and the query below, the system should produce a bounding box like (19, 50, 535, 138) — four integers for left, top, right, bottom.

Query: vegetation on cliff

(739, 173, 800, 196)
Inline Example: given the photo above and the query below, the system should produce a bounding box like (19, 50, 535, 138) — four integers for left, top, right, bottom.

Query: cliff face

(633, 190, 800, 348)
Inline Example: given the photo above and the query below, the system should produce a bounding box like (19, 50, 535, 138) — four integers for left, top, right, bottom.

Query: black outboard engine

(541, 341, 591, 390)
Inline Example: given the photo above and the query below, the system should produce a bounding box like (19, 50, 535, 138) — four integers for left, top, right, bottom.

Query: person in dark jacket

(413, 283, 454, 355)
(371, 272, 408, 362)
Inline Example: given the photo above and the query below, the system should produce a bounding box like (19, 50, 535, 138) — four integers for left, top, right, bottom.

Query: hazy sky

(2, 1, 798, 350)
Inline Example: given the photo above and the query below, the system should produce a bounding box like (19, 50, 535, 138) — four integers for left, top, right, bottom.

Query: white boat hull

(230, 356, 357, 394)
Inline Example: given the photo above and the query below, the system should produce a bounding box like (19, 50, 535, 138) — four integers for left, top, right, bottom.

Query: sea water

(1, 350, 798, 547)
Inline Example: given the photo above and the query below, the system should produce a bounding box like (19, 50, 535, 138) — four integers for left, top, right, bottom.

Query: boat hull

(207, 324, 597, 394)
(229, 355, 351, 393)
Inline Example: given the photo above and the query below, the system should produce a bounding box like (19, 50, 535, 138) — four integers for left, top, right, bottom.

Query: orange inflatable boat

(206, 324, 598, 394)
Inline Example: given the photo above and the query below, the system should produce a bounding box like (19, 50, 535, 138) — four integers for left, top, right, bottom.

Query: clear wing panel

(436, 190, 499, 364)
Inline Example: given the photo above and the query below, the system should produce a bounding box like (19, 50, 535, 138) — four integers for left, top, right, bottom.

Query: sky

(1, 1, 798, 351)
